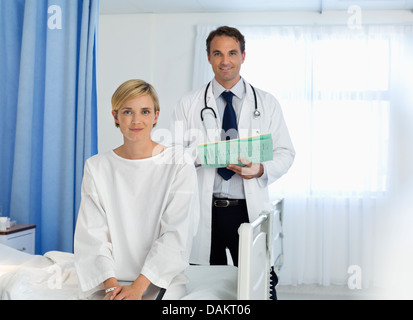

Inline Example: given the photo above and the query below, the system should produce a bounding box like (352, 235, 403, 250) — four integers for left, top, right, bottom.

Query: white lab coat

(171, 78, 295, 265)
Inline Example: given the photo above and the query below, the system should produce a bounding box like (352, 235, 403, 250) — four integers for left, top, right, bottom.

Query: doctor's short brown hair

(206, 26, 246, 55)
(111, 79, 160, 128)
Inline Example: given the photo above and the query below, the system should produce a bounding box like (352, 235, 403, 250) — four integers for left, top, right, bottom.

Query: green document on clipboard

(197, 133, 273, 168)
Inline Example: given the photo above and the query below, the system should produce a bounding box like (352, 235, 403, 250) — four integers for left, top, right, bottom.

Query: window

(242, 31, 390, 194)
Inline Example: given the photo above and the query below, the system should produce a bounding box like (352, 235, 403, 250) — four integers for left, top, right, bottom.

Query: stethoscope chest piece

(253, 110, 261, 118)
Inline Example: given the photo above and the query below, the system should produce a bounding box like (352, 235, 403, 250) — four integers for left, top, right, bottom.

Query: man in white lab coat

(171, 26, 295, 278)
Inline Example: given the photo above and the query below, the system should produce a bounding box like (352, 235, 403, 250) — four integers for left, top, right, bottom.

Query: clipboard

(197, 133, 273, 168)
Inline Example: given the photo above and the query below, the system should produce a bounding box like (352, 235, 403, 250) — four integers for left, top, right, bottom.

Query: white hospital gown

(74, 146, 199, 298)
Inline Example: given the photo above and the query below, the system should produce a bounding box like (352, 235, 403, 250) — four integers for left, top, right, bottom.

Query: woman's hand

(103, 277, 120, 300)
(109, 285, 143, 300)
(104, 274, 150, 300)
(103, 291, 116, 300)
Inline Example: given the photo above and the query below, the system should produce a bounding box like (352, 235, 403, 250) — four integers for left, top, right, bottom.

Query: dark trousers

(209, 199, 249, 267)
(209, 198, 278, 300)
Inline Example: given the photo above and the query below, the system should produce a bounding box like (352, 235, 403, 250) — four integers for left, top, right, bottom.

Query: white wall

(97, 10, 413, 153)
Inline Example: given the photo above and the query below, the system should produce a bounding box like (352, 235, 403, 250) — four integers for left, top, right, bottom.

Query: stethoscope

(200, 81, 261, 122)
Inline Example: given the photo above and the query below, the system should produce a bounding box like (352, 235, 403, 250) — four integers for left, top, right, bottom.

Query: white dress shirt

(212, 78, 246, 199)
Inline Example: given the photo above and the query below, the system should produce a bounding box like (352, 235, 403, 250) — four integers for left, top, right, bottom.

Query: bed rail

(237, 199, 284, 300)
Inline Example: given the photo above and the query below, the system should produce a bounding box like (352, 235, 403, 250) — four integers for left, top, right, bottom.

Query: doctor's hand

(227, 158, 264, 179)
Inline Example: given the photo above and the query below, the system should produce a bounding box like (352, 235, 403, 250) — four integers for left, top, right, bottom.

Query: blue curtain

(0, 0, 99, 254)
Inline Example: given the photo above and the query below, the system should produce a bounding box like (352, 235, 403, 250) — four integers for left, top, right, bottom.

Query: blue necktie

(218, 91, 237, 181)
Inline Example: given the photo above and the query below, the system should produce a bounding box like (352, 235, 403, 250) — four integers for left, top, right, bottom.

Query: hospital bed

(184, 199, 284, 300)
(0, 199, 284, 300)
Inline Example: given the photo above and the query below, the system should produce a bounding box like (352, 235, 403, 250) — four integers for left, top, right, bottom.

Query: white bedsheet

(183, 265, 237, 300)
(0, 244, 78, 300)
(0, 244, 238, 300)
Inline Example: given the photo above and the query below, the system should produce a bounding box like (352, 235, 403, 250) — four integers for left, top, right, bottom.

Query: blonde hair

(111, 79, 160, 127)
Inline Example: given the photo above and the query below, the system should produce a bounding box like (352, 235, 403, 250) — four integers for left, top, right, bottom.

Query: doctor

(171, 26, 295, 268)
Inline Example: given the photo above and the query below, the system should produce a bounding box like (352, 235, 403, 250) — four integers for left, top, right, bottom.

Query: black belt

(213, 198, 245, 208)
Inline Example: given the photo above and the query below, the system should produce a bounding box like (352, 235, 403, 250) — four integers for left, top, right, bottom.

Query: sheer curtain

(0, 0, 99, 253)
(193, 24, 413, 288)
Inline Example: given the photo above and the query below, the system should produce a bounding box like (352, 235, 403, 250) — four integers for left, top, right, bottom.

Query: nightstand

(0, 224, 36, 254)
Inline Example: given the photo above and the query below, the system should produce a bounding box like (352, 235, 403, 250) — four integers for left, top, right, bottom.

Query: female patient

(74, 79, 198, 300)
